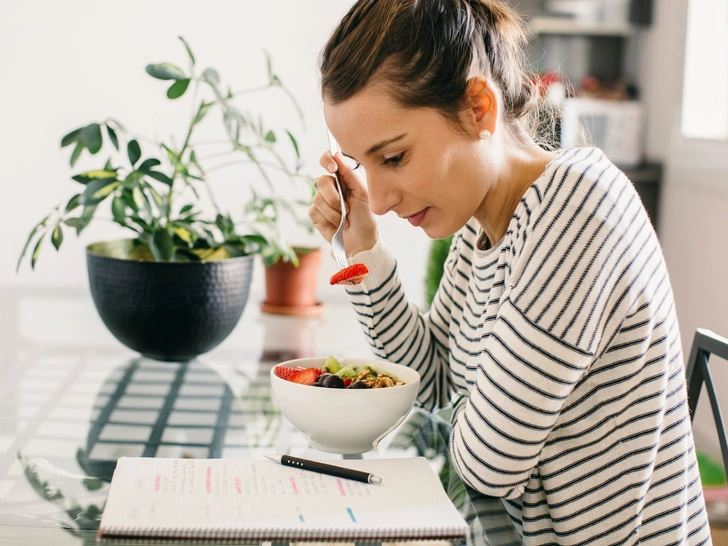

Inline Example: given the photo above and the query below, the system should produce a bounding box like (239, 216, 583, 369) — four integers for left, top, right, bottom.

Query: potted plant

(260, 246, 323, 316)
(424, 235, 453, 309)
(16, 37, 317, 361)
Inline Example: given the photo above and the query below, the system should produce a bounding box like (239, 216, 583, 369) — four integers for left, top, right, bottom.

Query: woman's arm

(345, 236, 461, 411)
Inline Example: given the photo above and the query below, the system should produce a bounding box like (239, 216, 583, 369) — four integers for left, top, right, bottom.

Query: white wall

(638, 0, 728, 460)
(0, 0, 430, 308)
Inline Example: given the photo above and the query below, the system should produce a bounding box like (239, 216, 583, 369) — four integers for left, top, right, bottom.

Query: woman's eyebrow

(342, 133, 408, 162)
(364, 133, 407, 156)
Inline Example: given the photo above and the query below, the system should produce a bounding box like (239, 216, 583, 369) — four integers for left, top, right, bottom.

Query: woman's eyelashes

(382, 151, 405, 167)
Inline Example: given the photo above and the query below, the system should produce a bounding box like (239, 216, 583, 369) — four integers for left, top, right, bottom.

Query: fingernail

(327, 162, 337, 172)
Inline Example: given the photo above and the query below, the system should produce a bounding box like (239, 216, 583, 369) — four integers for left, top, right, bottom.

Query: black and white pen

(264, 454, 382, 484)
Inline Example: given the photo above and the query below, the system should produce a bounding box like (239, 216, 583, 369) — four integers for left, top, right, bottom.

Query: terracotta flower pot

(262, 248, 323, 316)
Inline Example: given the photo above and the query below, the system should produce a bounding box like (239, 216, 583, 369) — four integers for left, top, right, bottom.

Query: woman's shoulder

(540, 146, 623, 192)
(531, 146, 633, 222)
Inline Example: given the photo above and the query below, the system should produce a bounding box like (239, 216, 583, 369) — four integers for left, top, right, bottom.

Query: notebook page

(100, 456, 467, 538)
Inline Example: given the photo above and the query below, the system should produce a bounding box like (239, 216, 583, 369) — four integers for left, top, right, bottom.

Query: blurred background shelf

(529, 16, 634, 36)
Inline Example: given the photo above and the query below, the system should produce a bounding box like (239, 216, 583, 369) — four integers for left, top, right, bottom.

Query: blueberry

(322, 374, 345, 388)
(349, 381, 370, 389)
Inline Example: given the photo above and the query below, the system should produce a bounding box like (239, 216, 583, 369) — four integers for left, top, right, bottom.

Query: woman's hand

(309, 151, 378, 257)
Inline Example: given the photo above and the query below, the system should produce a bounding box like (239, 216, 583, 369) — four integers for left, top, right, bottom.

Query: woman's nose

(366, 175, 399, 216)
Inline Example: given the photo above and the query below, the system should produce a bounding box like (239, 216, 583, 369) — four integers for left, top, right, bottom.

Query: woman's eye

(383, 152, 405, 166)
(341, 156, 362, 171)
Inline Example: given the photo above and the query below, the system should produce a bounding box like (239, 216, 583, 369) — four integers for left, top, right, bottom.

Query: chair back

(686, 328, 728, 479)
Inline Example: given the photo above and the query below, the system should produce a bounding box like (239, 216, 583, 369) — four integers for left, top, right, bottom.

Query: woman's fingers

(314, 174, 346, 217)
(319, 151, 338, 174)
(312, 177, 346, 226)
(308, 203, 336, 243)
(310, 150, 379, 255)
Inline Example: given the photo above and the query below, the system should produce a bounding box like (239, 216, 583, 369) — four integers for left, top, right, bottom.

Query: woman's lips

(406, 208, 428, 227)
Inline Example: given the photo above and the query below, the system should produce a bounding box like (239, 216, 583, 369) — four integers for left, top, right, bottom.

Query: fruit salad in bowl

(274, 356, 407, 389)
(270, 356, 420, 454)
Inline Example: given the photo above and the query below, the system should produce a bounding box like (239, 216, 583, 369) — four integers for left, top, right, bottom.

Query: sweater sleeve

(344, 237, 461, 411)
(448, 298, 593, 499)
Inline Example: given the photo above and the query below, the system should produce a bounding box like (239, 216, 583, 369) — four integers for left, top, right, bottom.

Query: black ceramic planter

(86, 241, 254, 361)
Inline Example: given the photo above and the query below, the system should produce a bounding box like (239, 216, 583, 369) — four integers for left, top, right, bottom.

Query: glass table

(0, 286, 521, 545)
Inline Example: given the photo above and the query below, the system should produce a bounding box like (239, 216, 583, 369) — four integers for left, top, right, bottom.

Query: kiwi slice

(323, 356, 342, 374)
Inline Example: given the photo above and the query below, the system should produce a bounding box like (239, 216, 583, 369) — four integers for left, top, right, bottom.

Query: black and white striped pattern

(346, 148, 710, 545)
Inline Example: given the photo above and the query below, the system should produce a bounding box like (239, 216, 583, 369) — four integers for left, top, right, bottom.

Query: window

(681, 0, 728, 140)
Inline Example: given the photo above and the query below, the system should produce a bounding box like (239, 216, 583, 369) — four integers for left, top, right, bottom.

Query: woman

(309, 0, 709, 544)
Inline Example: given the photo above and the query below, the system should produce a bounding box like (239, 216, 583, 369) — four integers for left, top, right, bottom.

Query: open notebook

(98, 456, 469, 541)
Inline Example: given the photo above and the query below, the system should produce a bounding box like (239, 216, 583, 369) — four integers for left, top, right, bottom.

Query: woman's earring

(479, 130, 491, 140)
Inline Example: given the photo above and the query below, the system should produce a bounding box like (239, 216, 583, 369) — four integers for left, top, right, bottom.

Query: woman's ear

(466, 77, 497, 137)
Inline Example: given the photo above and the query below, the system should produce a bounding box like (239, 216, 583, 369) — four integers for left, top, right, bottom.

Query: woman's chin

(422, 224, 457, 240)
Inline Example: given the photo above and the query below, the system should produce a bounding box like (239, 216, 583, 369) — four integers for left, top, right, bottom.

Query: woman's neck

(475, 143, 557, 247)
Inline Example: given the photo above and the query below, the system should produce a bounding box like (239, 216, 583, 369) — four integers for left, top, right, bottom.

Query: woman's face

(324, 84, 491, 239)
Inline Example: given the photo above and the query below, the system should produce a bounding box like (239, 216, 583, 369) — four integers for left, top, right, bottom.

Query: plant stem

(205, 158, 294, 177)
(188, 140, 233, 147)
(196, 150, 237, 162)
(230, 84, 273, 97)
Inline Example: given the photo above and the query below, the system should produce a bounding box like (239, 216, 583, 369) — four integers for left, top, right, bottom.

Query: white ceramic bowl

(270, 357, 420, 454)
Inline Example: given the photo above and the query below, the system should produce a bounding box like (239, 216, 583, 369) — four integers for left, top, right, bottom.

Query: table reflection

(0, 287, 521, 545)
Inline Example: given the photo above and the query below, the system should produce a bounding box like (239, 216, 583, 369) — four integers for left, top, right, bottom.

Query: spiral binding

(100, 523, 468, 541)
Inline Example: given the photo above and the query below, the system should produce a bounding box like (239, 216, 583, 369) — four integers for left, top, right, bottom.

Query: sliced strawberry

(274, 366, 302, 381)
(289, 368, 321, 385)
(329, 263, 369, 286)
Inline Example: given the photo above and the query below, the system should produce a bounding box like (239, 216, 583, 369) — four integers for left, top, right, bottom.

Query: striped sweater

(345, 147, 710, 545)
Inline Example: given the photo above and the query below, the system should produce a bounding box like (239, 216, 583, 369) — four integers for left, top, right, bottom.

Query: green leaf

(16, 216, 48, 272)
(30, 236, 44, 270)
(193, 101, 214, 125)
(72, 169, 117, 184)
(127, 139, 141, 166)
(122, 170, 142, 188)
(143, 183, 165, 218)
(167, 78, 190, 99)
(83, 478, 104, 492)
(172, 226, 194, 245)
(145, 63, 186, 81)
(286, 130, 300, 158)
(70, 142, 84, 167)
(264, 130, 276, 143)
(75, 204, 98, 235)
(61, 128, 81, 148)
(179, 204, 194, 214)
(178, 36, 195, 65)
(264, 49, 273, 81)
(150, 228, 175, 261)
(146, 170, 173, 185)
(132, 186, 146, 212)
(130, 215, 152, 232)
(111, 195, 126, 225)
(138, 158, 161, 171)
(65, 194, 82, 213)
(201, 68, 220, 86)
(80, 123, 103, 154)
(106, 125, 119, 150)
(122, 189, 139, 212)
(224, 244, 248, 258)
(51, 225, 63, 250)
(81, 179, 120, 205)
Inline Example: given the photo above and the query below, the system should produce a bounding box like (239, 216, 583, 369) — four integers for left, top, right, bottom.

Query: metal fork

(327, 132, 348, 270)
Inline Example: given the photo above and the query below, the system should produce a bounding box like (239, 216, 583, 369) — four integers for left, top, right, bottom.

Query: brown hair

(320, 0, 558, 148)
